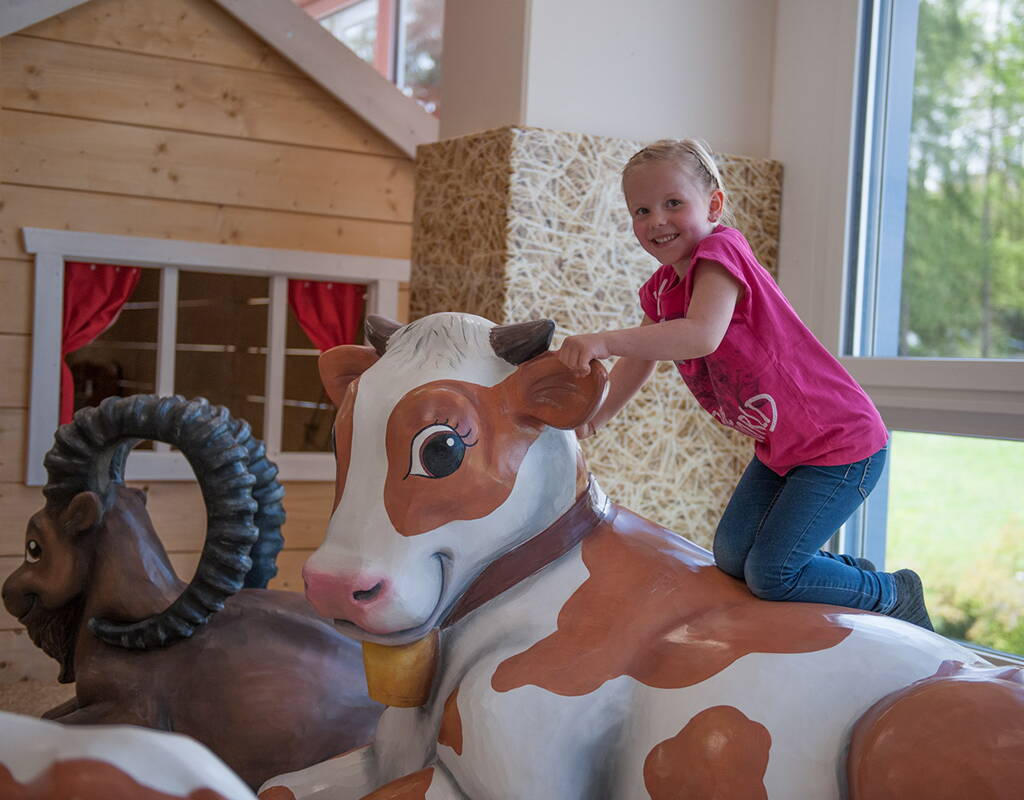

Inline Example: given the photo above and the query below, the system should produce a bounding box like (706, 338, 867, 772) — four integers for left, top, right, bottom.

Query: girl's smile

(623, 162, 722, 275)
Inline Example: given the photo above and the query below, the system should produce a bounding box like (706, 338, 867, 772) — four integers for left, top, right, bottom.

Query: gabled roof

(0, 0, 437, 157)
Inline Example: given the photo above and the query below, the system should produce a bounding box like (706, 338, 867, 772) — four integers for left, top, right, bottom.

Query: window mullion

(153, 267, 179, 453)
(26, 253, 65, 487)
(263, 275, 288, 458)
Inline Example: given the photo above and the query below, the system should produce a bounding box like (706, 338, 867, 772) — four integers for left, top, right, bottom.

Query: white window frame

(770, 0, 1023, 565)
(24, 227, 408, 485)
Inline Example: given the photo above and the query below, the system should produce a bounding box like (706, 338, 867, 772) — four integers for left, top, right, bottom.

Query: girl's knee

(712, 539, 746, 579)
(744, 562, 793, 601)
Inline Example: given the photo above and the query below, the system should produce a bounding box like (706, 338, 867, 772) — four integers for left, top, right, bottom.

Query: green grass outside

(886, 430, 1024, 654)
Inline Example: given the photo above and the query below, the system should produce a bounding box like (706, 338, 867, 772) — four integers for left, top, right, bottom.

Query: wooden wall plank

(3, 36, 404, 158)
(0, 186, 412, 261)
(1, 109, 413, 222)
(0, 480, 334, 559)
(0, 259, 33, 335)
(0, 334, 29, 408)
(19, 0, 300, 77)
(0, 409, 27, 482)
(4, 111, 415, 222)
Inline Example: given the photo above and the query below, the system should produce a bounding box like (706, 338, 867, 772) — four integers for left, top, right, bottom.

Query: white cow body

(265, 313, 1024, 800)
(0, 710, 256, 799)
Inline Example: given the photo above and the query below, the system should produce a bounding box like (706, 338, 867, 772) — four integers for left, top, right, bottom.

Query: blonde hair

(622, 138, 731, 225)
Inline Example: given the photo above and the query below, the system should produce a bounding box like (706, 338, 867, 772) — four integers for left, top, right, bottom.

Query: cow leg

(41, 696, 79, 720)
(847, 664, 1024, 800)
(259, 743, 378, 799)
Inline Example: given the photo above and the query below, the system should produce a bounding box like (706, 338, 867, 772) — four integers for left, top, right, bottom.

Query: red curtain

(61, 262, 141, 423)
(287, 280, 364, 352)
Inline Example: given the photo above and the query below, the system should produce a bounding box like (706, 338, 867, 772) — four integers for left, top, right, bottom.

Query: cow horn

(365, 314, 403, 356)
(43, 395, 285, 650)
(490, 319, 555, 365)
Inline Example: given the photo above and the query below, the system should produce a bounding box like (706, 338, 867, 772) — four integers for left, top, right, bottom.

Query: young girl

(557, 138, 932, 629)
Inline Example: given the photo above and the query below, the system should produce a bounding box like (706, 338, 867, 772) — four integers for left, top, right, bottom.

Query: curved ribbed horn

(43, 395, 280, 650)
(365, 314, 403, 356)
(490, 319, 555, 365)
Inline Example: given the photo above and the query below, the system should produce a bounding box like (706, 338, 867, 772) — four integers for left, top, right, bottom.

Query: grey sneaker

(853, 556, 877, 572)
(887, 568, 934, 631)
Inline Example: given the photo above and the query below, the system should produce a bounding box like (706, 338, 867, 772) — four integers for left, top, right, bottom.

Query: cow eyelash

(435, 418, 478, 447)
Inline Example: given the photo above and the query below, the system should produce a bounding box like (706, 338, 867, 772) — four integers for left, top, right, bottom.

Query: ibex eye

(406, 423, 475, 479)
(26, 539, 42, 563)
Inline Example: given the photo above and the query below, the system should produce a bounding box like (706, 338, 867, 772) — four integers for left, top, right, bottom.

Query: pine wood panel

(3, 111, 415, 222)
(0, 334, 29, 408)
(0, 259, 32, 335)
(3, 35, 404, 158)
(0, 409, 26, 483)
(168, 549, 310, 595)
(0, 480, 335, 558)
(20, 0, 300, 76)
(0, 186, 412, 261)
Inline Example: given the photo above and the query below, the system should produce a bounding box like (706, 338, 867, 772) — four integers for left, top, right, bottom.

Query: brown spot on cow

(848, 660, 1024, 799)
(383, 352, 604, 536)
(437, 687, 463, 755)
(0, 759, 231, 799)
(258, 787, 297, 800)
(492, 506, 857, 695)
(644, 706, 770, 800)
(360, 766, 434, 799)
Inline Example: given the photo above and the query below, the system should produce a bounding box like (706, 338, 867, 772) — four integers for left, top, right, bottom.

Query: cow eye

(407, 424, 473, 479)
(26, 539, 42, 563)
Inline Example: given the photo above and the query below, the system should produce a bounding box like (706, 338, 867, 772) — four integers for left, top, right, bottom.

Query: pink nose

(302, 565, 389, 620)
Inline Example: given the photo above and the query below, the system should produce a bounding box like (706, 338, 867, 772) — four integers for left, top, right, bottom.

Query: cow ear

(513, 351, 608, 430)
(59, 491, 103, 535)
(319, 345, 379, 406)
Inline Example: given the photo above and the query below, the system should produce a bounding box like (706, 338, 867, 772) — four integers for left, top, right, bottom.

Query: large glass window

(848, 0, 1024, 658)
(296, 0, 443, 116)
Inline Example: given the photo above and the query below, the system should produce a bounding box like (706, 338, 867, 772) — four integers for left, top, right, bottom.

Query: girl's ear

(511, 352, 609, 430)
(318, 345, 379, 406)
(708, 189, 725, 222)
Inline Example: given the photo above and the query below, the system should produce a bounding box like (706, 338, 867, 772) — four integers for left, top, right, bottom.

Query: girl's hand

(557, 333, 610, 374)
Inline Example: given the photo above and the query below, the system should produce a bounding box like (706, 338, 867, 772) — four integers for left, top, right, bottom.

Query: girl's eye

(26, 539, 42, 563)
(667, 198, 684, 207)
(406, 424, 476, 479)
(634, 207, 649, 217)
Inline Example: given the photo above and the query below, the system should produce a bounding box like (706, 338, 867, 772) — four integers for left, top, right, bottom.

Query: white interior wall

(440, 0, 778, 159)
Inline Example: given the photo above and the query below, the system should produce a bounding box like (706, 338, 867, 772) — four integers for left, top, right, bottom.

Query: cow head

(303, 313, 607, 645)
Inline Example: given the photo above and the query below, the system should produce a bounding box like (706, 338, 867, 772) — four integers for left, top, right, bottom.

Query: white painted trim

(22, 228, 409, 283)
(0, 0, 90, 37)
(24, 228, 409, 485)
(843, 357, 1024, 440)
(26, 253, 64, 488)
(366, 278, 400, 320)
(263, 275, 289, 456)
(212, 0, 438, 158)
(153, 268, 179, 453)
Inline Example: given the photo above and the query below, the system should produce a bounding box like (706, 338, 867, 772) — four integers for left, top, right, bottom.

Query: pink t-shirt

(638, 225, 888, 475)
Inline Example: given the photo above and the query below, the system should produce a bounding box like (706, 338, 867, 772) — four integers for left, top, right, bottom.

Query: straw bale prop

(263, 313, 1024, 800)
(1, 396, 382, 790)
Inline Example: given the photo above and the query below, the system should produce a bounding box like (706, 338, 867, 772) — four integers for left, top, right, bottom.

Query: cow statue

(0, 710, 257, 800)
(1, 395, 383, 790)
(262, 313, 1024, 799)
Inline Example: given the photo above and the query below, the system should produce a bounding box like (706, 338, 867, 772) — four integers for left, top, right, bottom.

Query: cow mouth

(331, 551, 451, 646)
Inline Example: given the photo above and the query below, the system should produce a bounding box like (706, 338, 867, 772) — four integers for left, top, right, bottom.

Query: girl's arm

(557, 260, 741, 372)
(577, 325, 658, 438)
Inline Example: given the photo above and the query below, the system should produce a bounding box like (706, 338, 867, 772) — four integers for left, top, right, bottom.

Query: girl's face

(623, 161, 723, 274)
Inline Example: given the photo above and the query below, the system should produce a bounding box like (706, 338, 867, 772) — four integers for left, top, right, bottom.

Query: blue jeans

(713, 445, 895, 612)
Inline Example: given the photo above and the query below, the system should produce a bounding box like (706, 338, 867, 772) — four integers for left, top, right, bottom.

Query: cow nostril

(352, 582, 383, 603)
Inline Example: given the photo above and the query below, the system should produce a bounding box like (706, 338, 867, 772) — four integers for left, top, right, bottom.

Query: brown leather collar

(442, 477, 614, 629)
